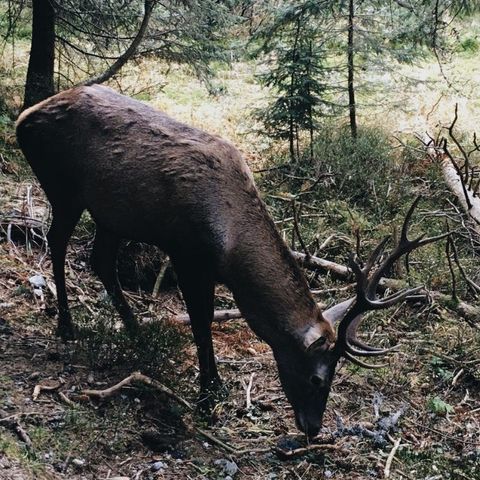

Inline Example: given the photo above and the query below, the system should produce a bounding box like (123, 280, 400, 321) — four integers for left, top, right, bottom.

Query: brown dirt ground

(0, 178, 479, 480)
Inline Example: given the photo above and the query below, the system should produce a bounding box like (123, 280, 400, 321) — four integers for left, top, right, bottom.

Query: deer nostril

(310, 374, 324, 387)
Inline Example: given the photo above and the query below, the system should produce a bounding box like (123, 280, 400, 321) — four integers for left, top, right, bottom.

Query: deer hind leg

(174, 261, 222, 411)
(90, 226, 138, 334)
(47, 205, 83, 340)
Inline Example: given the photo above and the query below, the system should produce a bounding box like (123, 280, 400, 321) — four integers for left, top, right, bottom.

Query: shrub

(311, 125, 395, 209)
(460, 36, 479, 54)
(75, 310, 187, 382)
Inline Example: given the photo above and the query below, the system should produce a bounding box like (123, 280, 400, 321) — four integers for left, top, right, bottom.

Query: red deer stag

(16, 86, 442, 437)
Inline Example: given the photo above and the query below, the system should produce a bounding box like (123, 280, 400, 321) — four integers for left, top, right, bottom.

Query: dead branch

(0, 411, 32, 450)
(152, 256, 170, 298)
(447, 104, 470, 183)
(80, 373, 269, 456)
(448, 234, 480, 296)
(274, 443, 343, 460)
(194, 427, 237, 454)
(81, 371, 193, 411)
(442, 142, 475, 214)
(291, 250, 351, 279)
(291, 199, 310, 258)
(291, 250, 406, 291)
(32, 381, 61, 401)
(445, 235, 458, 301)
(384, 437, 402, 479)
(173, 249, 479, 327)
(175, 309, 243, 324)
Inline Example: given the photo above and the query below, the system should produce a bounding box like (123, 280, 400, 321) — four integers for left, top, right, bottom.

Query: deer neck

(223, 212, 322, 350)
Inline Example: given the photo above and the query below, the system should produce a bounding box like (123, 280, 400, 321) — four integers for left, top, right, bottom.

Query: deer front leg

(174, 262, 223, 412)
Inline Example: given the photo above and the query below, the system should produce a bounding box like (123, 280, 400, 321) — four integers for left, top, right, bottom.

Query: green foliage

(0, 2, 32, 40)
(253, 2, 333, 161)
(429, 356, 454, 382)
(311, 125, 395, 210)
(427, 396, 455, 416)
(76, 310, 187, 381)
(459, 36, 479, 53)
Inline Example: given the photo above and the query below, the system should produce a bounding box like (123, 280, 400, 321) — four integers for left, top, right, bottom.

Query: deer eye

(310, 374, 325, 387)
(307, 335, 326, 353)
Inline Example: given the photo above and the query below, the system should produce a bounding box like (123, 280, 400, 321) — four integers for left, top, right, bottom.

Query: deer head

(277, 198, 446, 437)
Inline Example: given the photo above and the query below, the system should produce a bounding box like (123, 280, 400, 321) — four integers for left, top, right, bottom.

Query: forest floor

(1, 32, 480, 479)
(0, 175, 479, 480)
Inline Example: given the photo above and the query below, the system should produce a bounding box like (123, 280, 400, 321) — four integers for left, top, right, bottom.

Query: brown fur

(16, 85, 335, 435)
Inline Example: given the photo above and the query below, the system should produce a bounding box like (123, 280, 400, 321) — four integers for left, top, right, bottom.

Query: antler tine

(367, 198, 431, 297)
(348, 335, 387, 352)
(364, 235, 391, 272)
(344, 314, 400, 357)
(400, 196, 421, 242)
(344, 351, 388, 369)
(416, 231, 451, 248)
(367, 286, 423, 309)
(334, 198, 446, 368)
(346, 342, 399, 357)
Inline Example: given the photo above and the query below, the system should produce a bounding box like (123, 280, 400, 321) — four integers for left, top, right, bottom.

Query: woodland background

(0, 1, 479, 479)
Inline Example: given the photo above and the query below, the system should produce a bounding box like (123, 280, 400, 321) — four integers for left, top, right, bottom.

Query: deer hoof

(56, 323, 76, 341)
(196, 380, 229, 418)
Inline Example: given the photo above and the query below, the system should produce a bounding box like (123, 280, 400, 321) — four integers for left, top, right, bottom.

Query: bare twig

(291, 199, 310, 258)
(0, 412, 32, 450)
(447, 104, 470, 184)
(194, 427, 237, 454)
(175, 308, 243, 324)
(448, 234, 480, 296)
(152, 256, 170, 298)
(245, 373, 255, 410)
(275, 443, 343, 460)
(384, 437, 402, 478)
(82, 371, 193, 411)
(445, 235, 457, 301)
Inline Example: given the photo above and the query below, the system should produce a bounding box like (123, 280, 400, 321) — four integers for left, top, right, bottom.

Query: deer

(16, 85, 443, 437)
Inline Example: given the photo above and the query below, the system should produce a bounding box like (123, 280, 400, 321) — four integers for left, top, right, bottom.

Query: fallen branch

(80, 373, 266, 456)
(172, 252, 404, 325)
(175, 309, 243, 324)
(81, 371, 193, 411)
(291, 250, 405, 291)
(32, 381, 61, 401)
(440, 152, 480, 233)
(0, 411, 32, 450)
(274, 443, 343, 460)
(384, 437, 402, 478)
(172, 251, 478, 326)
(195, 427, 237, 454)
(429, 291, 480, 327)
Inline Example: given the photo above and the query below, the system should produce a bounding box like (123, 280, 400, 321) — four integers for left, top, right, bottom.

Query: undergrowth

(75, 309, 187, 381)
(258, 124, 476, 299)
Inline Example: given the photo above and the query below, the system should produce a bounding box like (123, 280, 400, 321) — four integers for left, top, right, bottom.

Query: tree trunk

(289, 113, 295, 162)
(288, 18, 302, 163)
(23, 0, 55, 110)
(441, 156, 480, 235)
(347, 0, 357, 139)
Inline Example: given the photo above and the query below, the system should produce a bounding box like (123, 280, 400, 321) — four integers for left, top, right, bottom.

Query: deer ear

(322, 298, 355, 325)
(303, 324, 333, 354)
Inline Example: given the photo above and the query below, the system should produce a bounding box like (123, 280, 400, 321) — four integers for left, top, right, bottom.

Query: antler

(327, 198, 448, 368)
